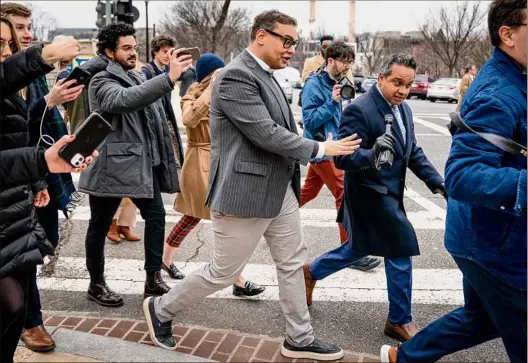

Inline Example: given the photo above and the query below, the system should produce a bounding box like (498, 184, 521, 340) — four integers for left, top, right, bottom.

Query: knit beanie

(196, 53, 225, 83)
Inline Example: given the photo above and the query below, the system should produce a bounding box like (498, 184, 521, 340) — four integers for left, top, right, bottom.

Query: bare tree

(28, 4, 57, 41)
(419, 1, 486, 77)
(309, 25, 334, 41)
(467, 30, 493, 67)
(356, 32, 384, 75)
(412, 42, 447, 78)
(160, 0, 251, 60)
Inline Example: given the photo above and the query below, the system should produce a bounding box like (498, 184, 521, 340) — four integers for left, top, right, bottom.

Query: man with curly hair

(78, 23, 192, 307)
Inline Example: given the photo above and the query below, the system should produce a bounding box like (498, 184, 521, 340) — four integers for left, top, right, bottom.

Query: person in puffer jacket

(0, 20, 87, 362)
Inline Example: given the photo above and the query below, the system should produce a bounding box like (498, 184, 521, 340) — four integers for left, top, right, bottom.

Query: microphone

(377, 114, 394, 169)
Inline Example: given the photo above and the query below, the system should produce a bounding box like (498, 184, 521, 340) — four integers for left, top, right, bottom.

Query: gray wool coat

(79, 61, 180, 198)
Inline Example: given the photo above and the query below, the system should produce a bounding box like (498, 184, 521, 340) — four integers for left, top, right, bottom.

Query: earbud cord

(37, 62, 63, 147)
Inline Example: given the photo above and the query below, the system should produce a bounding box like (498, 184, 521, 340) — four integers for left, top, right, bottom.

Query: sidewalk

(15, 314, 380, 363)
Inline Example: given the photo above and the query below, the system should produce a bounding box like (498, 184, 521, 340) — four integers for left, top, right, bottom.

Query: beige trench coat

(173, 84, 212, 220)
(456, 73, 474, 112)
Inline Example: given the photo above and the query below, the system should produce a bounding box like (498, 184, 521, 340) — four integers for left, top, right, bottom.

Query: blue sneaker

(348, 256, 381, 271)
(142, 297, 176, 350)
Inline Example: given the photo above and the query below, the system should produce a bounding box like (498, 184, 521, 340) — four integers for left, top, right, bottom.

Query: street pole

(145, 0, 149, 63)
(105, 0, 112, 25)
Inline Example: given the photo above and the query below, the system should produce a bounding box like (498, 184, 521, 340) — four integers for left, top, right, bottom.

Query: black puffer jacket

(0, 45, 55, 277)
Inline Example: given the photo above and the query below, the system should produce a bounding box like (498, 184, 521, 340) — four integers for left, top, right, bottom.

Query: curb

(29, 314, 381, 363)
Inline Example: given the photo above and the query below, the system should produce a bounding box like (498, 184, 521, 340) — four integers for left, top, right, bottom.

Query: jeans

(85, 168, 166, 278)
(26, 202, 59, 329)
(36, 199, 60, 247)
(398, 257, 527, 363)
(24, 269, 42, 329)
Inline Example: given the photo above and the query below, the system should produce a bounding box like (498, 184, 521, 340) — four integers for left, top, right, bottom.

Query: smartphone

(174, 47, 201, 61)
(63, 67, 91, 89)
(59, 112, 112, 168)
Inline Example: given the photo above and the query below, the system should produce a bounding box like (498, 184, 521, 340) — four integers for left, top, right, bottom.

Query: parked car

(274, 72, 293, 104)
(274, 67, 301, 89)
(361, 77, 377, 93)
(353, 75, 364, 92)
(409, 74, 435, 99)
(426, 78, 461, 103)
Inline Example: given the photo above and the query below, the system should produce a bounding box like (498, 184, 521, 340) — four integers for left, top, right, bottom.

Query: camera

(70, 153, 85, 168)
(339, 76, 356, 100)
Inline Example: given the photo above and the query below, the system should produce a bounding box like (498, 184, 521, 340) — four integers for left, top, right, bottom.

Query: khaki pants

(113, 198, 137, 228)
(155, 186, 315, 347)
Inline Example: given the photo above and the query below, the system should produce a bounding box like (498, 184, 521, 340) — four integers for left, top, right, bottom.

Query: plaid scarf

(28, 75, 80, 217)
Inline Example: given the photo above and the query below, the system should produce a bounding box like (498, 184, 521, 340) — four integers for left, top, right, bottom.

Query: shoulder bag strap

(449, 112, 527, 158)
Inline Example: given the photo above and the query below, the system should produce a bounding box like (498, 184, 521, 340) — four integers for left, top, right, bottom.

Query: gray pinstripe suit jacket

(205, 50, 317, 218)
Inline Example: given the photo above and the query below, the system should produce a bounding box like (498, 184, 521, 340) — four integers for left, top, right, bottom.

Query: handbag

(449, 112, 527, 158)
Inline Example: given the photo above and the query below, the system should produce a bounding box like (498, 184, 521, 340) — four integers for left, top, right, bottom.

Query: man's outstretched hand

(323, 133, 362, 156)
(44, 135, 98, 174)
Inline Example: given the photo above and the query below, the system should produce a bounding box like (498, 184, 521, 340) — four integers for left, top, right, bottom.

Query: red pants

(299, 159, 347, 244)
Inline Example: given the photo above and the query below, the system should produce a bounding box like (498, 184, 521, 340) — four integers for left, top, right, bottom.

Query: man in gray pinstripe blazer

(143, 10, 361, 361)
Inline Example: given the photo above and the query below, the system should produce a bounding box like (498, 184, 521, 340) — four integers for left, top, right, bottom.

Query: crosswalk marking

(413, 117, 451, 136)
(38, 257, 464, 305)
(59, 206, 445, 230)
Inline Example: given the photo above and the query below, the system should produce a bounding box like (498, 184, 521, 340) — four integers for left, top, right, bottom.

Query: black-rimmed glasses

(263, 29, 299, 49)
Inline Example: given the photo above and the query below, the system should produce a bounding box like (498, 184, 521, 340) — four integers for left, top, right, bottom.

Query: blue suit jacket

(335, 85, 443, 257)
(445, 48, 527, 290)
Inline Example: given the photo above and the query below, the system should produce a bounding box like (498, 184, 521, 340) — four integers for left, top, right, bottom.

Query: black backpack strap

(142, 63, 156, 80)
(449, 112, 527, 158)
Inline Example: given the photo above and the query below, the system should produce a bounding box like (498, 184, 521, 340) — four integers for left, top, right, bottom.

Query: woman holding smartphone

(162, 54, 265, 297)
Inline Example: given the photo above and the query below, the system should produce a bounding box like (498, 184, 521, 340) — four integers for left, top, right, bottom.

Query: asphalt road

(38, 89, 508, 362)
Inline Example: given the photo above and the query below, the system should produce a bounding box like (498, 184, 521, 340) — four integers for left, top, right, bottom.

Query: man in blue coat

(380, 0, 527, 362)
(330, 54, 445, 342)
(300, 41, 380, 271)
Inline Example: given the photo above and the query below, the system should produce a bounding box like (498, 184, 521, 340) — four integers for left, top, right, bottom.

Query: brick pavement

(42, 315, 381, 363)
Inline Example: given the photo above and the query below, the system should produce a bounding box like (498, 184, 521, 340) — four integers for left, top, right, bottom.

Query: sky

(23, 0, 489, 36)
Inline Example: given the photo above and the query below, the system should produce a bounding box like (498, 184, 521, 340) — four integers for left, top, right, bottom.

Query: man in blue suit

(380, 0, 527, 362)
(307, 54, 445, 342)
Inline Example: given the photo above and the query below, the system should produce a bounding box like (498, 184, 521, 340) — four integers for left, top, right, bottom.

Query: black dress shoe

(162, 263, 185, 280)
(87, 275, 124, 307)
(232, 280, 266, 297)
(281, 338, 344, 361)
(142, 297, 176, 350)
(144, 271, 171, 298)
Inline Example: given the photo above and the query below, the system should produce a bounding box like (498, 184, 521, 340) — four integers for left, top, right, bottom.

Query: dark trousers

(0, 269, 31, 363)
(25, 201, 59, 329)
(85, 168, 166, 279)
(310, 204, 413, 325)
(398, 257, 527, 363)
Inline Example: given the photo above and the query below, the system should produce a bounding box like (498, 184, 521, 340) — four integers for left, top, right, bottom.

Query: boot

(21, 325, 56, 352)
(144, 271, 170, 298)
(118, 226, 141, 242)
(303, 264, 316, 306)
(87, 274, 124, 307)
(106, 219, 121, 244)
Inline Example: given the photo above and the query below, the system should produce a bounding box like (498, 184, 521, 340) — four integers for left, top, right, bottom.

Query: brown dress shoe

(303, 264, 316, 306)
(22, 325, 56, 352)
(118, 226, 141, 241)
(384, 320, 419, 342)
(106, 219, 121, 244)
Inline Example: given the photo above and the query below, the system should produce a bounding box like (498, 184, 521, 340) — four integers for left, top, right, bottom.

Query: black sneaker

(142, 297, 176, 350)
(281, 338, 344, 361)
